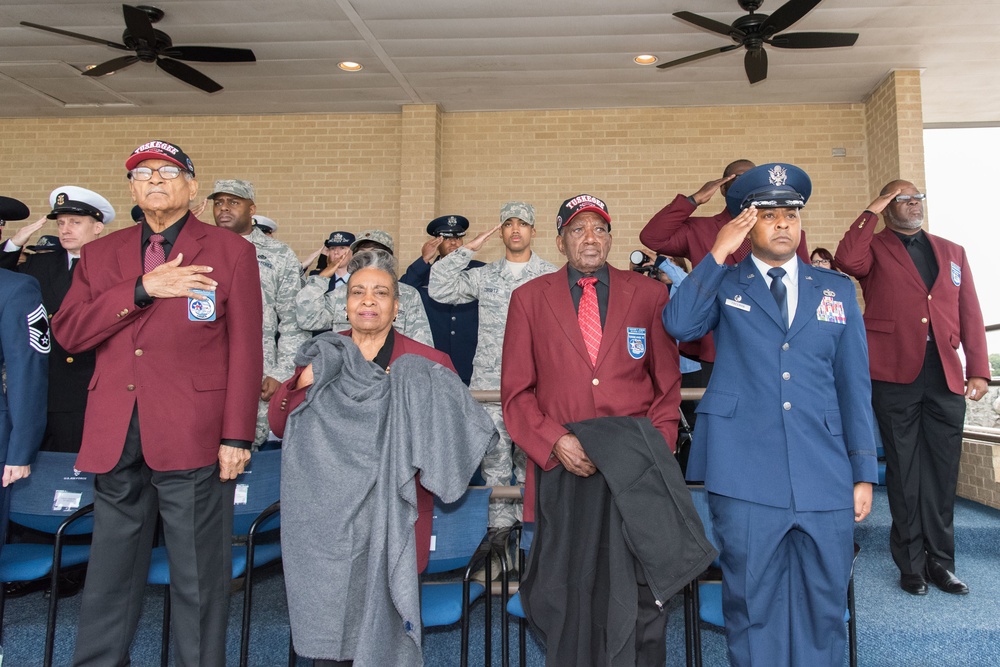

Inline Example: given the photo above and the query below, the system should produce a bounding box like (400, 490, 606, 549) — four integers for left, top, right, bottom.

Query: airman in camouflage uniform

(295, 229, 432, 346)
(209, 180, 308, 448)
(429, 202, 557, 527)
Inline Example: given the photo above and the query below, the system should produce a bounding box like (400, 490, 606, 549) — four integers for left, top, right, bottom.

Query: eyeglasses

(894, 193, 926, 203)
(128, 166, 187, 181)
(812, 258, 831, 266)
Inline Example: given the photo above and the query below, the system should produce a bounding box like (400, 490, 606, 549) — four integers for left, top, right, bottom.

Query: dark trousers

(72, 406, 235, 667)
(41, 409, 85, 453)
(871, 343, 966, 574)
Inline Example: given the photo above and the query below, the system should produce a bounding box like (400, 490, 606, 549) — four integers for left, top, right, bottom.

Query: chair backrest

(687, 485, 718, 551)
(232, 449, 281, 536)
(8, 451, 95, 535)
(520, 522, 535, 554)
(425, 487, 491, 574)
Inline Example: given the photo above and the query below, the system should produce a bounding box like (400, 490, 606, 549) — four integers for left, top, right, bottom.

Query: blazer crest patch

(626, 327, 646, 360)
(950, 261, 961, 286)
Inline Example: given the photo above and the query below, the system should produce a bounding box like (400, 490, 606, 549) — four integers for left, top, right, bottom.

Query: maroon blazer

(268, 331, 456, 574)
(501, 264, 681, 522)
(835, 211, 989, 394)
(640, 194, 811, 362)
(52, 216, 263, 473)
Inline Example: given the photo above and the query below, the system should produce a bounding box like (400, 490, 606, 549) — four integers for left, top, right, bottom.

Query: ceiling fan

(657, 0, 858, 84)
(20, 4, 256, 93)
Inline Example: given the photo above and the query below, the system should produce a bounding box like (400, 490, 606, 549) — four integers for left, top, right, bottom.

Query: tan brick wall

(958, 439, 1000, 509)
(433, 105, 870, 268)
(863, 70, 926, 213)
(0, 114, 401, 265)
(1, 99, 903, 271)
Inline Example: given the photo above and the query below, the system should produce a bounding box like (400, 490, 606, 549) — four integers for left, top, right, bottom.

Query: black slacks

(871, 343, 966, 575)
(72, 405, 235, 667)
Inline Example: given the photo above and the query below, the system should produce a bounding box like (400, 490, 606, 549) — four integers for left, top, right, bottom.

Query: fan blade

(745, 48, 767, 84)
(674, 11, 745, 39)
(767, 32, 858, 49)
(657, 44, 741, 70)
(82, 55, 139, 76)
(122, 4, 157, 46)
(157, 57, 223, 93)
(760, 0, 822, 35)
(163, 46, 256, 63)
(20, 21, 129, 50)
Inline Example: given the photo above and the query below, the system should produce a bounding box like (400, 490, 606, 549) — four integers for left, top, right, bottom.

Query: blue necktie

(767, 267, 789, 330)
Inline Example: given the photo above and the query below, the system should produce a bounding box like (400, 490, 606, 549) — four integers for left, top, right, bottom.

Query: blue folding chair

(688, 486, 859, 667)
(0, 451, 95, 667)
(147, 449, 283, 667)
(421, 486, 493, 667)
(500, 521, 533, 667)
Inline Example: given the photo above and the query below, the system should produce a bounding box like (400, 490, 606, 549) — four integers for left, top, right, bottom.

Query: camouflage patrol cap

(500, 201, 535, 226)
(209, 179, 255, 202)
(350, 229, 395, 255)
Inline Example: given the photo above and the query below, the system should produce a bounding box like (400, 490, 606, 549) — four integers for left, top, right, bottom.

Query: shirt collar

(750, 253, 798, 283)
(141, 212, 189, 247)
(567, 263, 610, 287)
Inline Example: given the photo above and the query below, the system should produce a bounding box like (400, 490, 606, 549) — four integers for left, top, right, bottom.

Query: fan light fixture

(338, 61, 363, 72)
(634, 55, 658, 65)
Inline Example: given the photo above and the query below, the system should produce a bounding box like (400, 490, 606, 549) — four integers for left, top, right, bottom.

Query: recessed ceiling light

(85, 64, 96, 70)
(634, 55, 658, 65)
(338, 61, 363, 72)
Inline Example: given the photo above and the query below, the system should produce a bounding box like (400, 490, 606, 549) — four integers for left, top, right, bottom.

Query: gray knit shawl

(281, 333, 497, 665)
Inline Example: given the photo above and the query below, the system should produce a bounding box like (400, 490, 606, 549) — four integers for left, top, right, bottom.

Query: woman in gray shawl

(269, 250, 496, 666)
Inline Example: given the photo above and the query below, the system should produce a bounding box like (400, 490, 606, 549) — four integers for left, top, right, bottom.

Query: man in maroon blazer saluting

(836, 180, 988, 597)
(53, 141, 263, 666)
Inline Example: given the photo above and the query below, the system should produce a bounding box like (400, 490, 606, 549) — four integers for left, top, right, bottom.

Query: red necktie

(144, 233, 166, 273)
(577, 276, 602, 365)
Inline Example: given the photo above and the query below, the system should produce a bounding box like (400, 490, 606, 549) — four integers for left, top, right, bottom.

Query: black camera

(630, 250, 665, 278)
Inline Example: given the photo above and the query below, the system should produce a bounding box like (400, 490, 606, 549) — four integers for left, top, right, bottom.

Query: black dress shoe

(925, 560, 969, 595)
(900, 573, 928, 595)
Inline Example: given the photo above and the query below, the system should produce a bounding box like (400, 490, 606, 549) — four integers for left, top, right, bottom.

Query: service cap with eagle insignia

(726, 163, 812, 216)
(427, 215, 470, 238)
(47, 186, 115, 223)
(324, 231, 356, 248)
(27, 303, 51, 354)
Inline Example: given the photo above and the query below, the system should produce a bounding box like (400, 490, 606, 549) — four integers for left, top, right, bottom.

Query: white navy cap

(253, 215, 278, 233)
(47, 186, 115, 223)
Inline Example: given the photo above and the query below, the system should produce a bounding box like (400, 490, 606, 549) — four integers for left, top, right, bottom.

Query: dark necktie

(144, 234, 166, 273)
(577, 276, 602, 365)
(901, 235, 935, 290)
(767, 267, 789, 330)
(69, 257, 78, 275)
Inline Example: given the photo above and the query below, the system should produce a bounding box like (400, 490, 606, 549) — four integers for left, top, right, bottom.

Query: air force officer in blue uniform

(664, 164, 878, 667)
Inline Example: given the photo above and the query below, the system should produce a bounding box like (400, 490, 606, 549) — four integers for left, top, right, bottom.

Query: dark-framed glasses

(812, 258, 831, 266)
(128, 166, 186, 181)
(894, 193, 926, 203)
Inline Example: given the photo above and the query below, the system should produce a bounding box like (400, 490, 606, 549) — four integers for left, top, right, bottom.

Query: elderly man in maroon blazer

(502, 194, 681, 665)
(53, 141, 263, 666)
(836, 180, 988, 597)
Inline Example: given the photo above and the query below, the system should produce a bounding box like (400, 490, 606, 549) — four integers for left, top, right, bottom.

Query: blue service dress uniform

(400, 256, 483, 386)
(664, 255, 878, 667)
(0, 268, 49, 555)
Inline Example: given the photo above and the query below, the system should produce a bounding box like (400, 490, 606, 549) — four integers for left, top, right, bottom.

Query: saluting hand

(690, 173, 738, 206)
(710, 206, 757, 264)
(553, 433, 597, 477)
(141, 254, 217, 300)
(463, 222, 503, 253)
(865, 188, 902, 216)
(421, 237, 443, 263)
(9, 217, 47, 249)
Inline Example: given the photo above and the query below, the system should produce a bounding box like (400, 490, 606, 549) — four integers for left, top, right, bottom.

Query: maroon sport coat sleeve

(639, 194, 702, 258)
(834, 211, 879, 277)
(951, 244, 990, 381)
